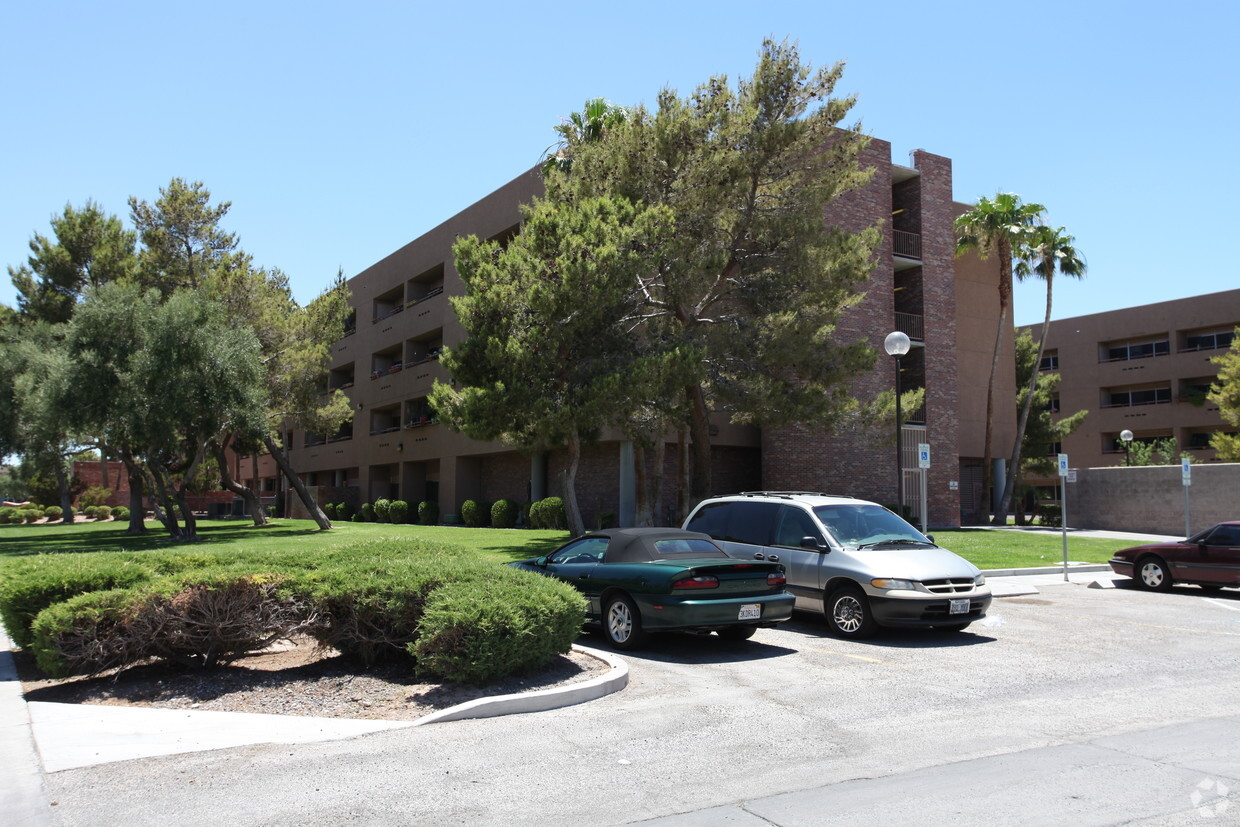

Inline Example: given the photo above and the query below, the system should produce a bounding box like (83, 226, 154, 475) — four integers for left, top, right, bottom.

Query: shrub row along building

(239, 142, 1020, 528)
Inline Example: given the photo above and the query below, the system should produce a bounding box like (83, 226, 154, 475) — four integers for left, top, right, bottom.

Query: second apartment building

(1022, 289, 1240, 469)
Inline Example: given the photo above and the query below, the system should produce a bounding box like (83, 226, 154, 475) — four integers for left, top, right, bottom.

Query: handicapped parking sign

(918, 444, 930, 469)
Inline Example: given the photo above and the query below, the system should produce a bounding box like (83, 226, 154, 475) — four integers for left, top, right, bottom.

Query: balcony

(893, 230, 922, 260)
(895, 312, 924, 342)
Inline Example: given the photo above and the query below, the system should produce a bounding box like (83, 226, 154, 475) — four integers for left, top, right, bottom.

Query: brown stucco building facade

(1021, 289, 1240, 470)
(240, 144, 1010, 528)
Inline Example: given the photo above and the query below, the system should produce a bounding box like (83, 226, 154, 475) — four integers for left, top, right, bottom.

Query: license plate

(738, 604, 761, 621)
(949, 599, 970, 615)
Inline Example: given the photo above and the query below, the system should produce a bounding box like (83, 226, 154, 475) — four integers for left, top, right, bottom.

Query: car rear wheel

(604, 594, 648, 650)
(718, 625, 757, 641)
(825, 585, 877, 638)
(1135, 555, 1173, 592)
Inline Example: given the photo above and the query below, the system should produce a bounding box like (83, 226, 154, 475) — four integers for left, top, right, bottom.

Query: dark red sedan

(1109, 522, 1240, 591)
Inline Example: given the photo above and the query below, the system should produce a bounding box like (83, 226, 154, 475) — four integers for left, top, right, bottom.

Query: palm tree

(541, 98, 630, 175)
(955, 193, 1045, 524)
(994, 225, 1086, 522)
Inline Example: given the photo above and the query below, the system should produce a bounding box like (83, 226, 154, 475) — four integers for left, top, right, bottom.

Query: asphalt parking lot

(32, 574, 1240, 825)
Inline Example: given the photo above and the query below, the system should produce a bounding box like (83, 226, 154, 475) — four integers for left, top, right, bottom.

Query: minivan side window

(687, 501, 777, 546)
(774, 506, 823, 548)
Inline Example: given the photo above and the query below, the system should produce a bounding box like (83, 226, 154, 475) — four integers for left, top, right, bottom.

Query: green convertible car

(510, 527, 796, 650)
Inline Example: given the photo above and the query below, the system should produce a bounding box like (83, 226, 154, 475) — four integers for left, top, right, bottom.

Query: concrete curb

(982, 563, 1111, 578)
(416, 644, 628, 726)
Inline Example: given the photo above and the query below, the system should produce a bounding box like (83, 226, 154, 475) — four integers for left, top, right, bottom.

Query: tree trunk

(983, 240, 1013, 526)
(53, 457, 74, 524)
(996, 275, 1055, 523)
(119, 452, 147, 535)
(262, 433, 331, 529)
(145, 463, 185, 539)
(631, 436, 668, 528)
(649, 437, 666, 526)
(686, 384, 712, 508)
(561, 429, 586, 536)
(633, 443, 651, 528)
(214, 441, 267, 526)
(676, 428, 690, 526)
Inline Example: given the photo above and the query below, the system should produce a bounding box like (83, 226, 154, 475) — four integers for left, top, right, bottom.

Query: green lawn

(930, 529, 1134, 569)
(0, 519, 1137, 571)
(0, 519, 570, 564)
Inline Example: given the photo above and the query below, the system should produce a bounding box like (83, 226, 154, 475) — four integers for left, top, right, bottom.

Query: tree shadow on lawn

(0, 520, 326, 559)
(0, 520, 570, 563)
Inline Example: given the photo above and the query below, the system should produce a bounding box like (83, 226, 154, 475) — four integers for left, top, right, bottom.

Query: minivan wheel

(825, 585, 877, 638)
(1136, 555, 1173, 592)
(604, 594, 648, 650)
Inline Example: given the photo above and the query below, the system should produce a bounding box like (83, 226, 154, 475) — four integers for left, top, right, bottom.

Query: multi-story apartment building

(240, 141, 1012, 528)
(1021, 289, 1240, 469)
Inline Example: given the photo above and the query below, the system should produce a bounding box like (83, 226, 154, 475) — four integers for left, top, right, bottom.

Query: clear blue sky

(2, 0, 1235, 327)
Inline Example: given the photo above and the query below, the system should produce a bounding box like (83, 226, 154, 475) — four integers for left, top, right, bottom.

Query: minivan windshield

(812, 505, 932, 549)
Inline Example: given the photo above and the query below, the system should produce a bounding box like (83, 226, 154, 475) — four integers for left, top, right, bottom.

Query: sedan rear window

(653, 539, 728, 558)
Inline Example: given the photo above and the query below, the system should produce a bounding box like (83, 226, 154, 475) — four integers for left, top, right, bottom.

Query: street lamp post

(1120, 429, 1134, 466)
(884, 331, 912, 515)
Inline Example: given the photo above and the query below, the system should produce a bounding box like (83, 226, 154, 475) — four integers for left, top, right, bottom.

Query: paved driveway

(41, 579, 1240, 825)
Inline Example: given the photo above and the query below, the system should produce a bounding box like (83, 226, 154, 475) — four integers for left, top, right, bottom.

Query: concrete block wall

(1066, 464, 1240, 536)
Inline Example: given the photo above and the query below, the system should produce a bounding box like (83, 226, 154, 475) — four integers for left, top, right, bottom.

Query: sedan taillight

(767, 572, 786, 588)
(673, 574, 719, 590)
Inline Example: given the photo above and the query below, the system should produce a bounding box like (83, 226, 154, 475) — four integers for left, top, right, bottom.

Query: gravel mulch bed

(16, 637, 608, 721)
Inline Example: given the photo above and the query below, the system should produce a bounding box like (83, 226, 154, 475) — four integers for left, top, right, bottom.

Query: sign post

(917, 443, 930, 534)
(1058, 453, 1070, 582)
(1182, 457, 1192, 538)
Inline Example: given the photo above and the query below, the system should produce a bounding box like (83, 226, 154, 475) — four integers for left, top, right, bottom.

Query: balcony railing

(895, 312, 924, 342)
(893, 230, 922, 259)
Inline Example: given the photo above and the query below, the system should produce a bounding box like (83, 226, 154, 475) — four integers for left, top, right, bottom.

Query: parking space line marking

(1205, 598, 1240, 612)
(800, 646, 906, 667)
(1057, 612, 1240, 636)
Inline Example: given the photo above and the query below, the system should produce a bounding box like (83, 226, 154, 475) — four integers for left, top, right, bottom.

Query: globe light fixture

(1120, 429, 1134, 466)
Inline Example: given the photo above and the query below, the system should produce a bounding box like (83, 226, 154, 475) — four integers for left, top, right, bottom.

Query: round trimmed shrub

(491, 499, 519, 529)
(360, 502, 376, 522)
(540, 497, 566, 530)
(322, 503, 336, 520)
(337, 502, 355, 521)
(417, 500, 439, 525)
(112, 506, 131, 522)
(411, 571, 585, 685)
(97, 506, 112, 521)
(460, 499, 490, 528)
(373, 499, 391, 523)
(388, 500, 409, 524)
(22, 508, 41, 524)
(44, 506, 63, 521)
(0, 506, 17, 524)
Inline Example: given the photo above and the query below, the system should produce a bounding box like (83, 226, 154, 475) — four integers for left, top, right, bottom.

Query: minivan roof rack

(736, 491, 858, 500)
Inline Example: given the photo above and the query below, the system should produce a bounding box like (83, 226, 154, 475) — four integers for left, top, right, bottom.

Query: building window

(1103, 386, 1172, 408)
(1183, 329, 1235, 352)
(1047, 394, 1061, 413)
(1039, 351, 1059, 371)
(1102, 339, 1170, 362)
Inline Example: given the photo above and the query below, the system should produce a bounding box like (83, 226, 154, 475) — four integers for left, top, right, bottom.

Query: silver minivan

(684, 491, 991, 637)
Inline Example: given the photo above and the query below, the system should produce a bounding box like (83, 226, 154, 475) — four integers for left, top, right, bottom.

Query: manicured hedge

(491, 499, 519, 529)
(3, 539, 586, 685)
